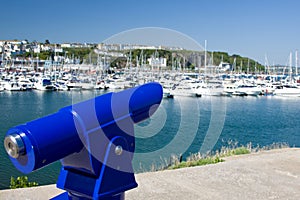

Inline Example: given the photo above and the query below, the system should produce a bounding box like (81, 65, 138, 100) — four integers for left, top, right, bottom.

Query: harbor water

(1, 90, 300, 189)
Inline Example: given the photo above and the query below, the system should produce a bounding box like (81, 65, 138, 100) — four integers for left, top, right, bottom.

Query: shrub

(10, 176, 39, 189)
(168, 156, 224, 170)
(230, 147, 251, 155)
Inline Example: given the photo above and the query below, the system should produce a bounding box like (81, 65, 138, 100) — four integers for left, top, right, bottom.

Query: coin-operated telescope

(4, 82, 163, 200)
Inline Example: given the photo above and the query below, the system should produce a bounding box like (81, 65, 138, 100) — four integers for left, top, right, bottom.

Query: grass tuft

(136, 142, 290, 172)
(165, 142, 289, 170)
(168, 156, 224, 170)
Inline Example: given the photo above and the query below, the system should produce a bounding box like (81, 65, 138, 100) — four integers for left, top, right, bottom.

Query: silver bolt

(115, 145, 123, 156)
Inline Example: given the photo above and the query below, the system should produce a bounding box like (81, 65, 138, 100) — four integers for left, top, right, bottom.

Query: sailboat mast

(240, 60, 243, 74)
(1, 46, 4, 67)
(232, 57, 236, 75)
(295, 50, 298, 76)
(204, 40, 207, 75)
(289, 52, 292, 83)
(211, 51, 214, 74)
(198, 54, 201, 76)
(136, 55, 139, 74)
(247, 59, 250, 74)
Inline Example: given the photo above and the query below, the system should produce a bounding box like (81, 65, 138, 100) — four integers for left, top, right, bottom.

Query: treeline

(63, 47, 92, 60)
(209, 51, 265, 73)
(87, 49, 266, 73)
(111, 49, 265, 73)
(111, 49, 173, 69)
(12, 47, 94, 63)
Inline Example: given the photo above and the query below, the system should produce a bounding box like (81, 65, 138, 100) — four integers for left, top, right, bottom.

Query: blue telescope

(4, 82, 163, 200)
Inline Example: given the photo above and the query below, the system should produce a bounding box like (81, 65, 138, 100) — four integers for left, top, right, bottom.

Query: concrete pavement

(1, 148, 299, 200)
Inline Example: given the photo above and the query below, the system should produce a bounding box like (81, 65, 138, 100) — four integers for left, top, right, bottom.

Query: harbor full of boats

(1, 66, 300, 98)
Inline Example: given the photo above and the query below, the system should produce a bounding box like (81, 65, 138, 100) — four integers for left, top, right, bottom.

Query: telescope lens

(4, 134, 25, 158)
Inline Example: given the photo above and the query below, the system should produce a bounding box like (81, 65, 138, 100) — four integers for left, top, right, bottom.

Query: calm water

(0, 90, 300, 189)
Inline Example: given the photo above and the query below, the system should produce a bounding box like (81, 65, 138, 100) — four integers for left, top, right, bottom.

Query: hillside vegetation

(14, 46, 265, 72)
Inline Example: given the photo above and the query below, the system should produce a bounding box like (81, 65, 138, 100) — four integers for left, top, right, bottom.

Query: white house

(147, 57, 167, 68)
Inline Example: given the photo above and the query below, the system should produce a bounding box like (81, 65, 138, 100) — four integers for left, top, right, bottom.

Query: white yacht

(66, 81, 82, 91)
(18, 78, 34, 91)
(235, 85, 261, 96)
(273, 85, 300, 97)
(3, 81, 21, 91)
(223, 84, 238, 96)
(0, 82, 5, 91)
(105, 78, 129, 90)
(195, 82, 224, 96)
(79, 82, 95, 90)
(162, 86, 173, 98)
(54, 80, 68, 91)
(94, 81, 108, 90)
(34, 77, 54, 91)
(160, 80, 175, 98)
(170, 82, 198, 97)
(257, 83, 276, 95)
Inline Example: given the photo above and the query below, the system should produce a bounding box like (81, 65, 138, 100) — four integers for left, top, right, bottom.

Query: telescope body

(4, 82, 163, 199)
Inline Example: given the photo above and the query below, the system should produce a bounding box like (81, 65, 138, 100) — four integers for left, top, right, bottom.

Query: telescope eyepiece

(4, 134, 26, 159)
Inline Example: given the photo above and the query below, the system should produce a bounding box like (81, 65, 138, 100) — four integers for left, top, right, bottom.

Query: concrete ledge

(1, 148, 299, 200)
(0, 184, 63, 200)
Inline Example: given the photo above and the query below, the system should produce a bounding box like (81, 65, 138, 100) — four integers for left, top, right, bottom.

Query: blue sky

(1, 0, 300, 65)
